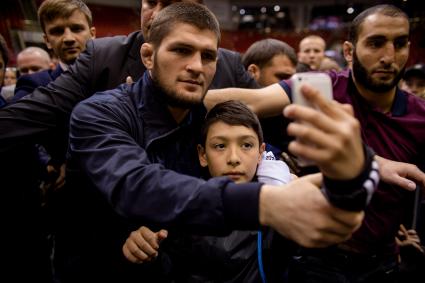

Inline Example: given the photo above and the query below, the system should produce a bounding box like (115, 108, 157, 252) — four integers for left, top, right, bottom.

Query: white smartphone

(290, 73, 333, 167)
(290, 72, 333, 107)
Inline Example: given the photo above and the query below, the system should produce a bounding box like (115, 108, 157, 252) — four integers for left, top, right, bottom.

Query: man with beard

(61, 2, 375, 282)
(207, 4, 425, 282)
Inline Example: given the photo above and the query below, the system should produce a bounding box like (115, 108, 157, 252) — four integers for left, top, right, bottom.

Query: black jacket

(0, 31, 258, 281)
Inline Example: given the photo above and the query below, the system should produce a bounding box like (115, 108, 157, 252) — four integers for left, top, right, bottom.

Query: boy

(123, 100, 292, 282)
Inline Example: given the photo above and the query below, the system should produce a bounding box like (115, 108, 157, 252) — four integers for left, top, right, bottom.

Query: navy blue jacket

(0, 31, 257, 282)
(56, 73, 261, 282)
(13, 65, 63, 102)
(69, 72, 261, 232)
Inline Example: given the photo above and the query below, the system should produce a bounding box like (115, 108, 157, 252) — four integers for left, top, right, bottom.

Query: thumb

(157, 229, 168, 242)
(300, 173, 323, 187)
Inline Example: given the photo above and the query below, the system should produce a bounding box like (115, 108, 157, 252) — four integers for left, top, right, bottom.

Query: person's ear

(141, 43, 154, 70)
(90, 27, 96, 39)
(197, 144, 208, 168)
(247, 64, 261, 81)
(43, 34, 52, 50)
(258, 142, 266, 163)
(343, 41, 354, 64)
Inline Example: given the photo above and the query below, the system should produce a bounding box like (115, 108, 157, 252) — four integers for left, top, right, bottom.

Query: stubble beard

(352, 49, 404, 93)
(151, 61, 206, 109)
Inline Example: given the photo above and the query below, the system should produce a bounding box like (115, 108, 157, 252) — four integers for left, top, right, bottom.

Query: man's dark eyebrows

(365, 35, 386, 42)
(395, 35, 409, 41)
(168, 42, 193, 49)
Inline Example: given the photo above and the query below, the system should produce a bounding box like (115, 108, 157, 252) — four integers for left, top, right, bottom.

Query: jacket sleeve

(13, 74, 41, 102)
(0, 39, 98, 153)
(69, 96, 261, 234)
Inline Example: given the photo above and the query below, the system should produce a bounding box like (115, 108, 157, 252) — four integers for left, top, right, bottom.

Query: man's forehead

(358, 14, 409, 39)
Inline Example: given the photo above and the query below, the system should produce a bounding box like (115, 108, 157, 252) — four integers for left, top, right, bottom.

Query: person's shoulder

(217, 48, 241, 61)
(91, 30, 143, 47)
(72, 83, 138, 122)
(17, 69, 52, 85)
(85, 83, 130, 104)
(403, 89, 425, 110)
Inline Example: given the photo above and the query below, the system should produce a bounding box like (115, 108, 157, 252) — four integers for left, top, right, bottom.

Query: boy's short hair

(147, 2, 220, 48)
(242, 38, 297, 69)
(38, 0, 93, 33)
(201, 100, 264, 146)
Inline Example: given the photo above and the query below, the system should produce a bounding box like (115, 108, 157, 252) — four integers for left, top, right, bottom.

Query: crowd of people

(0, 1, 424, 282)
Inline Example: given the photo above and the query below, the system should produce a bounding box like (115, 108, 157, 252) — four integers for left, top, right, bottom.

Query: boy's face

(198, 121, 265, 183)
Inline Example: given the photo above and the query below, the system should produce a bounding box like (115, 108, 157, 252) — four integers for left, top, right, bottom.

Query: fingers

(122, 227, 163, 264)
(406, 166, 425, 187)
(157, 229, 168, 242)
(399, 224, 408, 234)
(53, 164, 66, 190)
(390, 174, 417, 191)
(123, 238, 152, 264)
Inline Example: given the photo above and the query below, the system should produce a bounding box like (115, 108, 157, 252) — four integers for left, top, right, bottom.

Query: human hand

(41, 163, 66, 193)
(283, 85, 363, 180)
(122, 226, 168, 264)
(396, 224, 424, 253)
(375, 155, 424, 191)
(259, 173, 364, 248)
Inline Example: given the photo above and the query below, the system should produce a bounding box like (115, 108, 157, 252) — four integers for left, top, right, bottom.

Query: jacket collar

(132, 72, 206, 148)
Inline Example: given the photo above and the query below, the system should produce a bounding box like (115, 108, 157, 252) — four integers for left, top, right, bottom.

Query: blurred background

(1, 0, 424, 66)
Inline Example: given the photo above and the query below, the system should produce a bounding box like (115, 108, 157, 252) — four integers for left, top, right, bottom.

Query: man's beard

(352, 49, 404, 93)
(151, 62, 206, 109)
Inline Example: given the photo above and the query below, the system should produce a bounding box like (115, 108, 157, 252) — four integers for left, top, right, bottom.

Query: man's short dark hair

(349, 4, 409, 44)
(0, 34, 9, 69)
(201, 100, 264, 146)
(242, 38, 297, 69)
(147, 2, 220, 48)
(38, 0, 93, 33)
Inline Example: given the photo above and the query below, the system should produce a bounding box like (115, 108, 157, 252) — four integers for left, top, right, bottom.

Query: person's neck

(352, 76, 396, 113)
(168, 106, 189, 124)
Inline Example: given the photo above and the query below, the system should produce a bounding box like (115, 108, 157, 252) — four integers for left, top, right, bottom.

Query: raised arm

(0, 39, 98, 152)
(204, 82, 289, 117)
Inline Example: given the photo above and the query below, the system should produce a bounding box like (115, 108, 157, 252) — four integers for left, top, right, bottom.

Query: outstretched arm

(259, 174, 364, 248)
(204, 83, 289, 117)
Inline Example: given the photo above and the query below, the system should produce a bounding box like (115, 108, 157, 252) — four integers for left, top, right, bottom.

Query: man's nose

(380, 42, 396, 65)
(186, 53, 203, 74)
(63, 28, 76, 43)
